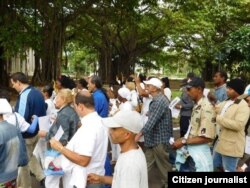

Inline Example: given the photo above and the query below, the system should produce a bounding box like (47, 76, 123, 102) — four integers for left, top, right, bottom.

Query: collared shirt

(215, 84, 227, 102)
(142, 93, 172, 147)
(77, 112, 108, 174)
(92, 89, 109, 118)
(189, 97, 216, 139)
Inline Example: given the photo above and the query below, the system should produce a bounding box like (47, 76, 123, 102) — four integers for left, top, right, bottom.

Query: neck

(216, 82, 224, 87)
(120, 139, 138, 153)
(230, 95, 239, 101)
(82, 108, 95, 117)
(20, 84, 29, 92)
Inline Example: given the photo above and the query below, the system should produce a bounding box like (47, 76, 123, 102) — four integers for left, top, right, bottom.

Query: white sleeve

(16, 112, 30, 132)
(164, 88, 171, 101)
(4, 113, 30, 132)
(130, 91, 138, 107)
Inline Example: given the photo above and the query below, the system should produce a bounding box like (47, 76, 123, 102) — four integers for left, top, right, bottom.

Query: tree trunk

(32, 20, 65, 85)
(202, 59, 214, 81)
(0, 46, 9, 87)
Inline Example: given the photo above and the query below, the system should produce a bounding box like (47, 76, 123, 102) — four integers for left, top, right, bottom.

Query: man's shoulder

(0, 121, 19, 140)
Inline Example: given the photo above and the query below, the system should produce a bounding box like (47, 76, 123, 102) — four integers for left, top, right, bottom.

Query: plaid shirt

(142, 93, 173, 147)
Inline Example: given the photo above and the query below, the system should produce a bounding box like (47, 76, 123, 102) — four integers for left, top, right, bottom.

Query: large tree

(0, 0, 98, 85)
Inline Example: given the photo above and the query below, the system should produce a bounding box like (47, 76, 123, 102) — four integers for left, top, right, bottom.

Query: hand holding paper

(53, 126, 64, 141)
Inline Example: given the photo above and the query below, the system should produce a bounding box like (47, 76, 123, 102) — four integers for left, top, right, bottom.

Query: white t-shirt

(164, 88, 171, 101)
(112, 147, 148, 188)
(3, 112, 29, 132)
(109, 98, 119, 116)
(119, 101, 133, 111)
(45, 98, 56, 116)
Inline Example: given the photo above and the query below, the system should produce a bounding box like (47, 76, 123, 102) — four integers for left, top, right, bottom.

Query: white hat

(102, 111, 143, 134)
(143, 78, 162, 89)
(0, 99, 12, 114)
(118, 87, 131, 100)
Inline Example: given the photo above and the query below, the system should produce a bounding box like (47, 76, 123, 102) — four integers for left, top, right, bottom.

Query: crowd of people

(0, 71, 250, 188)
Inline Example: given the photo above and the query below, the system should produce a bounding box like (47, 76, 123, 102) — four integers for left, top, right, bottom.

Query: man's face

(109, 127, 127, 144)
(88, 78, 95, 92)
(213, 73, 222, 85)
(226, 87, 238, 99)
(10, 79, 21, 92)
(146, 84, 157, 95)
(186, 86, 200, 100)
(213, 73, 221, 85)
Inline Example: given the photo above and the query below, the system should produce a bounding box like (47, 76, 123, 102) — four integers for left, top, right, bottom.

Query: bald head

(79, 90, 91, 97)
(75, 90, 95, 109)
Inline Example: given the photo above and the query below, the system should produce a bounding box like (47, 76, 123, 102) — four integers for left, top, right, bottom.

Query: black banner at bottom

(168, 172, 250, 187)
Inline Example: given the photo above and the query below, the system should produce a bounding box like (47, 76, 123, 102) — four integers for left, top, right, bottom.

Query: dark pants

(180, 116, 191, 137)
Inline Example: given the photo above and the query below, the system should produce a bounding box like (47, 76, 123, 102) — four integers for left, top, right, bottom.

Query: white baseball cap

(143, 78, 162, 89)
(0, 99, 12, 114)
(118, 87, 131, 100)
(102, 111, 143, 134)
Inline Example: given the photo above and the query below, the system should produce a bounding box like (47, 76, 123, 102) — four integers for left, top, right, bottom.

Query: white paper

(169, 97, 181, 119)
(171, 108, 180, 118)
(54, 126, 64, 141)
(169, 97, 181, 109)
(245, 136, 250, 155)
(39, 115, 51, 131)
(203, 88, 210, 98)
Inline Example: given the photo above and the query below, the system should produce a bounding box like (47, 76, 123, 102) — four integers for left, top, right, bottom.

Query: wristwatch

(181, 138, 187, 145)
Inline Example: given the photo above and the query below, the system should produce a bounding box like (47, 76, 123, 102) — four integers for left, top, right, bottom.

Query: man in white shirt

(49, 90, 108, 188)
(87, 110, 148, 188)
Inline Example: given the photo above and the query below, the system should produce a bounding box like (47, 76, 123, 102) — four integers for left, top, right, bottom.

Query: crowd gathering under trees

(1, 1, 250, 188)
(0, 0, 250, 87)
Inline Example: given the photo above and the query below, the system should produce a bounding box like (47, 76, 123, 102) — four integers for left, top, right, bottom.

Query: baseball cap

(143, 78, 162, 89)
(0, 99, 12, 114)
(102, 111, 143, 134)
(118, 87, 131, 100)
(186, 77, 205, 89)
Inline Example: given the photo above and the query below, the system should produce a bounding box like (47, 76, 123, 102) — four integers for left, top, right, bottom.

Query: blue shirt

(92, 89, 109, 118)
(215, 84, 227, 102)
(142, 93, 173, 147)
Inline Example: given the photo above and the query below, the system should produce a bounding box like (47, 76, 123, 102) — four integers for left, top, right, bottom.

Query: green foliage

(221, 25, 250, 79)
(1, 0, 250, 83)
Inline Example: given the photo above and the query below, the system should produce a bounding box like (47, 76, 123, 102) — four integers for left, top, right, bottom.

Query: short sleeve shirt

(189, 97, 216, 139)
